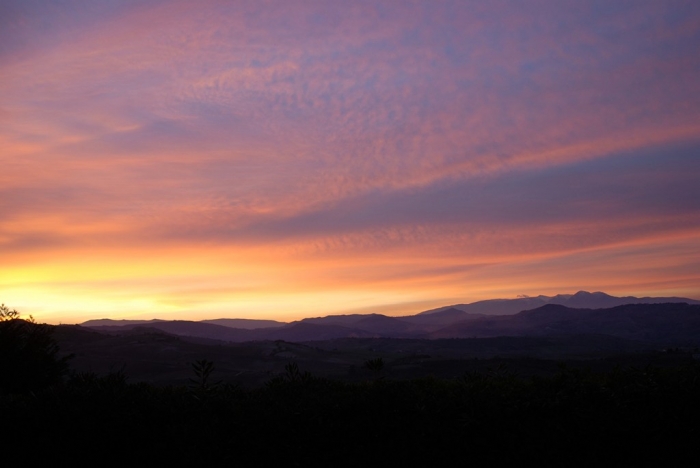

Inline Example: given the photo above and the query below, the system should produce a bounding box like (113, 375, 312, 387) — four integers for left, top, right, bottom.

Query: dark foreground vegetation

(5, 361, 700, 464)
(3, 307, 700, 465)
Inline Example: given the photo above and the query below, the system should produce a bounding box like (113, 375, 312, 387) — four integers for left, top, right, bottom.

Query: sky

(1, 0, 699, 324)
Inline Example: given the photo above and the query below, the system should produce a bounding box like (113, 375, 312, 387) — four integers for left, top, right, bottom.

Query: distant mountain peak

(573, 291, 612, 297)
(419, 291, 699, 317)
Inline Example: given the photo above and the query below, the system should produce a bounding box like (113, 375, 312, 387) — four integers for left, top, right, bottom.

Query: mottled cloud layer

(1, 1, 699, 322)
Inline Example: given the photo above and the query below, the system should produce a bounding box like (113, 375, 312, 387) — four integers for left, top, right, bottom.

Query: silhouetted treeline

(3, 363, 700, 465)
(0, 317, 70, 394)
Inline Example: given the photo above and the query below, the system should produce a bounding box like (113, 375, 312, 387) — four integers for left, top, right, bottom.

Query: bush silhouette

(189, 359, 221, 391)
(0, 304, 71, 394)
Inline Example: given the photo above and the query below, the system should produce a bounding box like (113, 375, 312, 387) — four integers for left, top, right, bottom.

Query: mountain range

(80, 291, 700, 345)
(419, 290, 700, 315)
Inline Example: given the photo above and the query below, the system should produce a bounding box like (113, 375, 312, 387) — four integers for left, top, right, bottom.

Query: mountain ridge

(79, 291, 700, 344)
(419, 290, 699, 316)
(82, 291, 700, 330)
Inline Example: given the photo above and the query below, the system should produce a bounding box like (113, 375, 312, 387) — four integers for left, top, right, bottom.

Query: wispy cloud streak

(1, 0, 699, 322)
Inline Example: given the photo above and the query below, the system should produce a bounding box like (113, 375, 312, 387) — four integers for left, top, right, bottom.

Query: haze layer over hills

(80, 291, 700, 343)
(53, 290, 700, 387)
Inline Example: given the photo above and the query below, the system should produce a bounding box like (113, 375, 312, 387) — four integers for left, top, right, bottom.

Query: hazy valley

(7, 290, 700, 464)
(56, 291, 700, 387)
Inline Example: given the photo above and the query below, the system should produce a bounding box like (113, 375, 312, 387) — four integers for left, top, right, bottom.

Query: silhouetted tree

(364, 357, 385, 383)
(0, 303, 21, 321)
(189, 359, 221, 391)
(0, 304, 70, 394)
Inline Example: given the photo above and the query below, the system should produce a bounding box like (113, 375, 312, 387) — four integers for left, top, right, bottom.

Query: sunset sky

(2, 0, 699, 324)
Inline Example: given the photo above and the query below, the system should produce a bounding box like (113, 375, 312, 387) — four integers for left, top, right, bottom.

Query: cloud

(1, 0, 699, 321)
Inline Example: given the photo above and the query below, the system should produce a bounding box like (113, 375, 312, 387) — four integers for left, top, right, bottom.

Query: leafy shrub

(0, 304, 71, 394)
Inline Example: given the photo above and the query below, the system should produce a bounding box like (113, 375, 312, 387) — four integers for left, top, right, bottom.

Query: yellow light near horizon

(3, 225, 699, 325)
